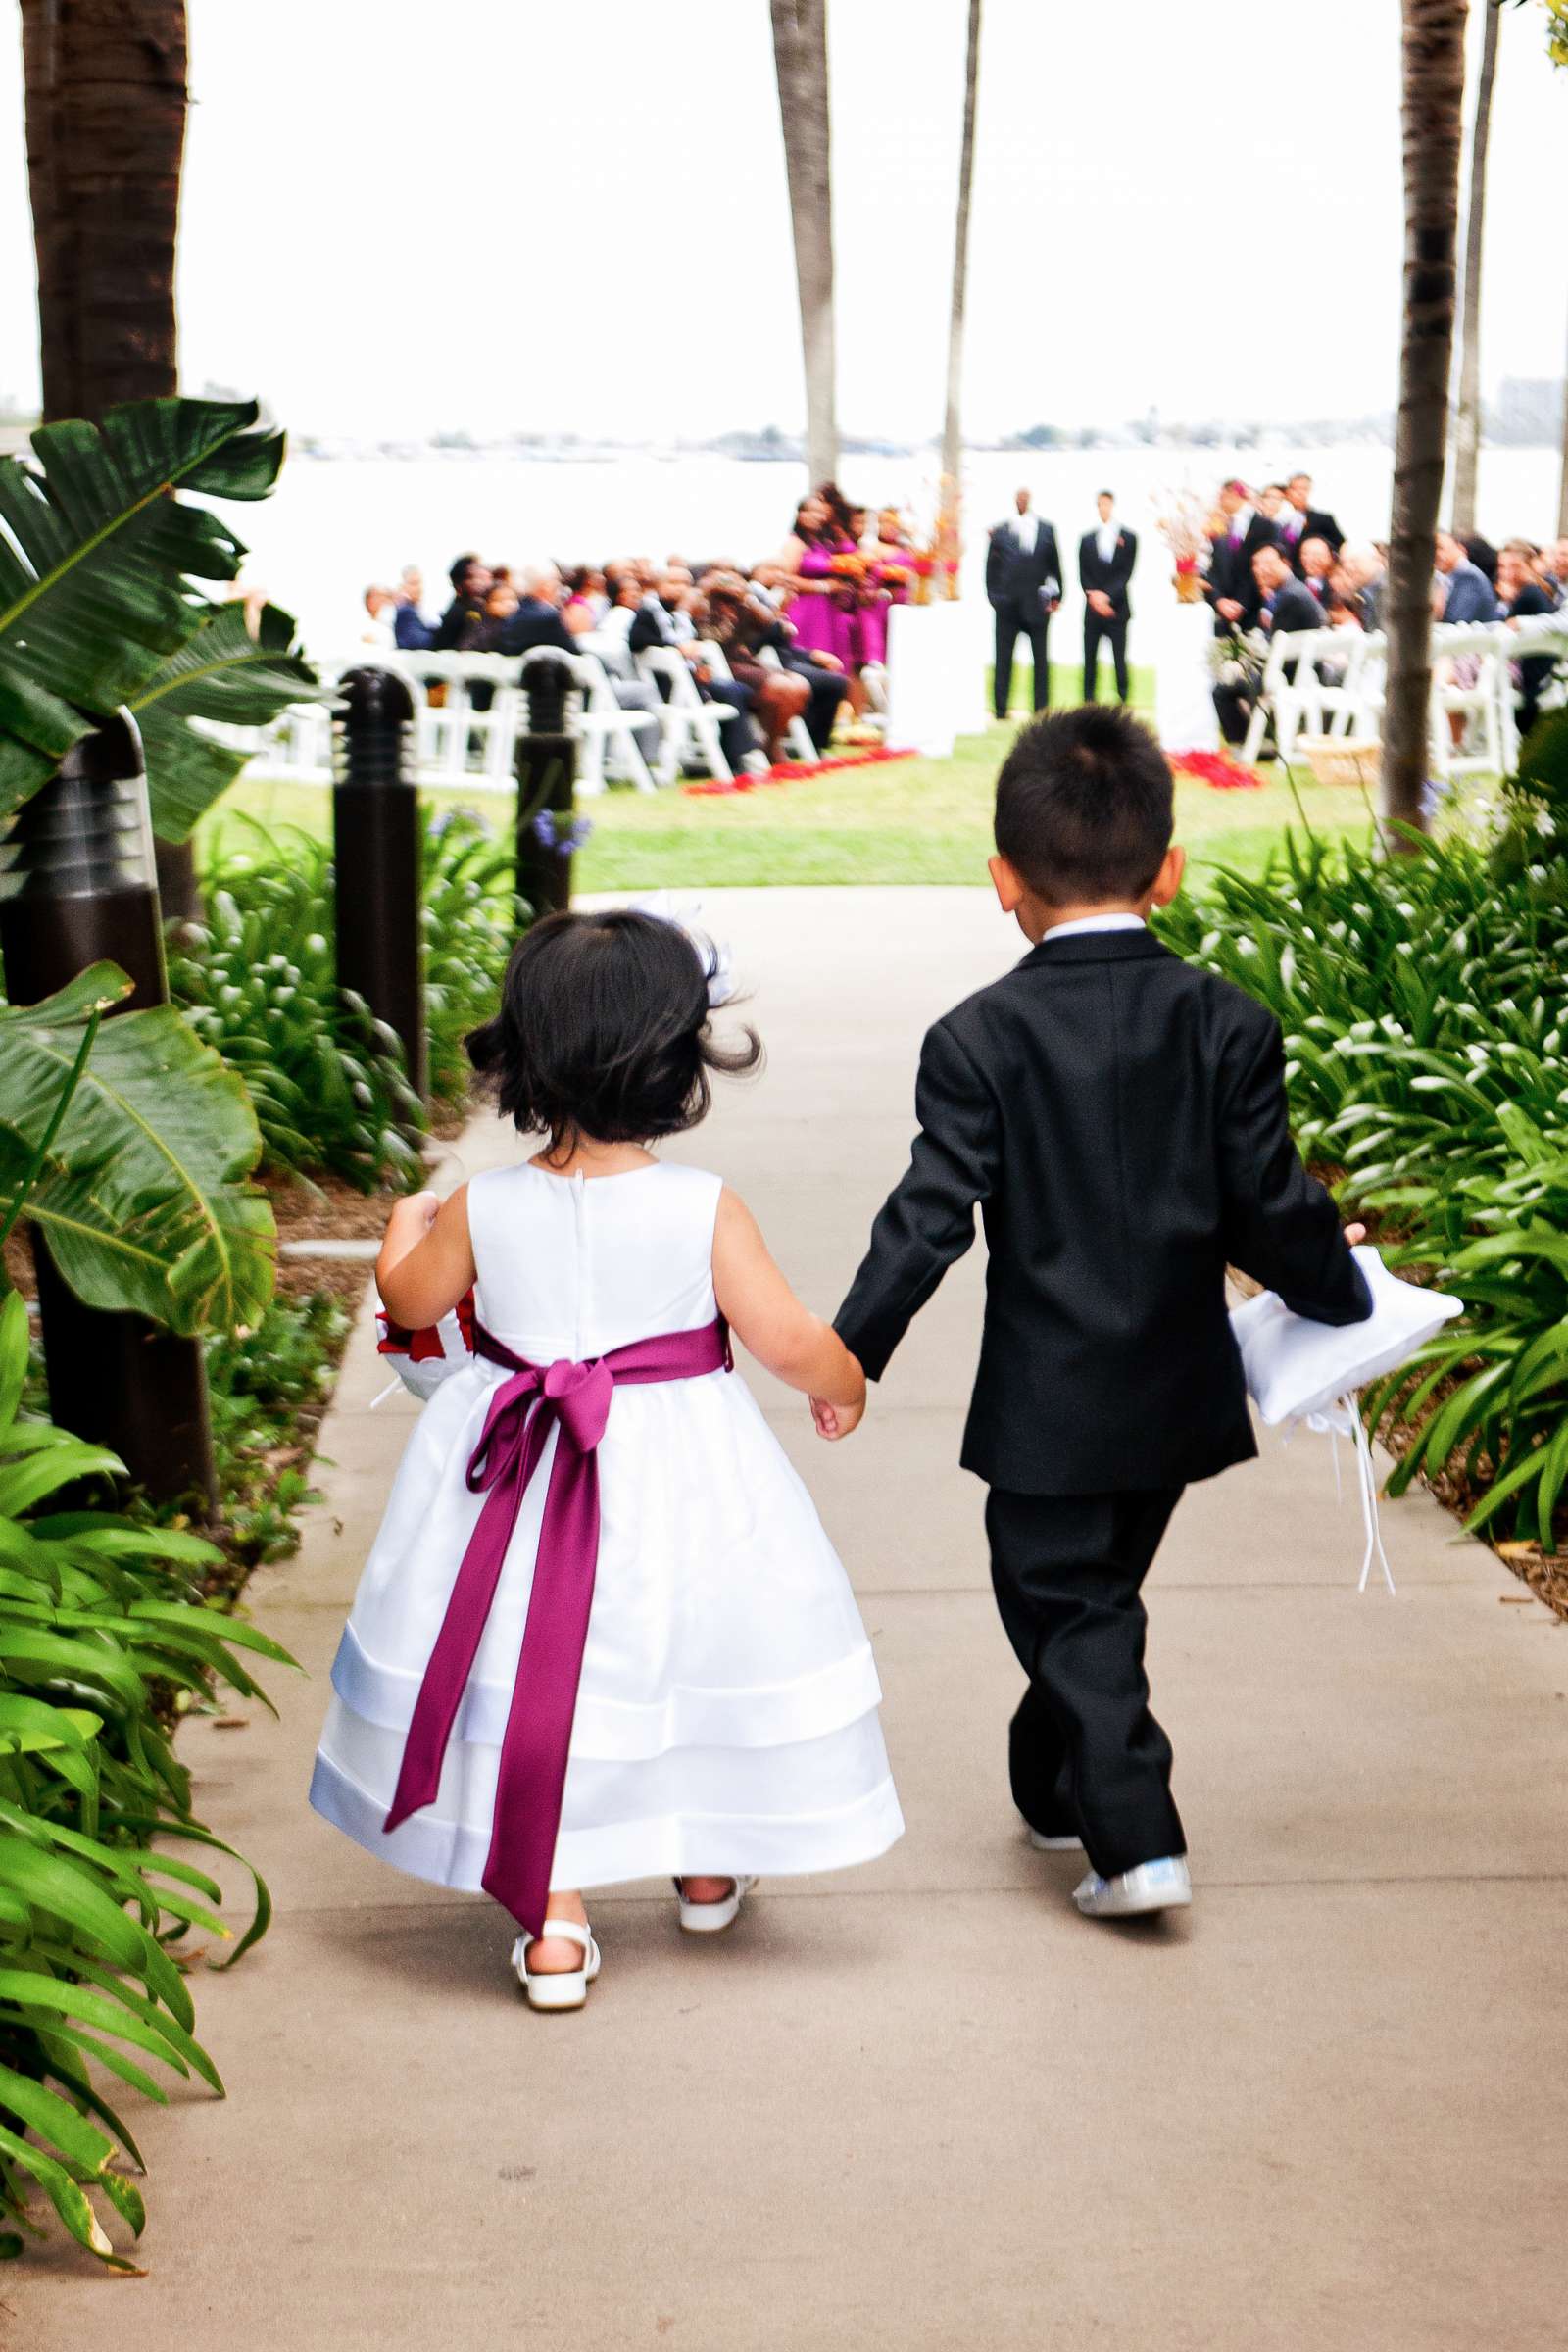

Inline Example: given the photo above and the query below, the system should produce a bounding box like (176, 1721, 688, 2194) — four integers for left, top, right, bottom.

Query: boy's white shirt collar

(1041, 912, 1148, 941)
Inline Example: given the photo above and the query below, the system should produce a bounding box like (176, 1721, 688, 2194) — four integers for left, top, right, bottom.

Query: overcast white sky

(1, 1, 1564, 443)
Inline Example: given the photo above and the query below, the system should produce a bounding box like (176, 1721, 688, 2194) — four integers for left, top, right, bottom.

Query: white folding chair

(522, 650, 657, 796)
(1241, 628, 1313, 764)
(1429, 624, 1504, 780)
(397, 653, 517, 787)
(1302, 630, 1370, 739)
(633, 646, 732, 784)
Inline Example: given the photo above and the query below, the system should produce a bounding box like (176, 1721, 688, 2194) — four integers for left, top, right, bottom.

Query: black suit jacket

(1204, 516, 1278, 629)
(1266, 579, 1326, 639)
(986, 516, 1062, 614)
(1278, 507, 1344, 574)
(835, 930, 1370, 1495)
(499, 599, 577, 658)
(1078, 527, 1136, 616)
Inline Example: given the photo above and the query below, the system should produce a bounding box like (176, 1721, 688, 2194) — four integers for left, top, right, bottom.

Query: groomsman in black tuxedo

(1078, 491, 1136, 703)
(985, 488, 1061, 721)
(1277, 473, 1344, 575)
(1203, 479, 1277, 632)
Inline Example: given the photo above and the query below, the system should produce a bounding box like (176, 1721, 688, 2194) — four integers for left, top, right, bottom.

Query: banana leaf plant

(0, 1283, 293, 2270)
(127, 596, 319, 845)
(0, 963, 274, 1334)
(0, 396, 318, 843)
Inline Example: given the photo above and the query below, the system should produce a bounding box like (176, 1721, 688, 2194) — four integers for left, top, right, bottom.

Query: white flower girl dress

(310, 1159, 904, 1908)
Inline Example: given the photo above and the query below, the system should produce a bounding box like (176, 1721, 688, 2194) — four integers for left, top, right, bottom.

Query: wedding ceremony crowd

(1195, 471, 1568, 748)
(357, 484, 937, 777)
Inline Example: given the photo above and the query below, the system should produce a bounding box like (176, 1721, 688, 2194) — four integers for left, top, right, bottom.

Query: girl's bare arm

(711, 1187, 864, 1410)
(376, 1185, 477, 1329)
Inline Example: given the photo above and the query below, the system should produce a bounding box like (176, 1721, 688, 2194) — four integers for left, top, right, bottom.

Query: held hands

(810, 1391, 865, 1443)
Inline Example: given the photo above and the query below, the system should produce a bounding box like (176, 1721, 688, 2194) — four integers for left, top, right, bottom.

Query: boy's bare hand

(810, 1394, 865, 1442)
(1344, 1222, 1367, 1247)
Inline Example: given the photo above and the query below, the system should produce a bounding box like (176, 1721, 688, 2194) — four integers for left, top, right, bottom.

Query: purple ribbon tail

(379, 1317, 731, 1942)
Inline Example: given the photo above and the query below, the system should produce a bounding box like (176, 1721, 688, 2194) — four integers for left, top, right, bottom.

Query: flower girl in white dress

(310, 909, 903, 2009)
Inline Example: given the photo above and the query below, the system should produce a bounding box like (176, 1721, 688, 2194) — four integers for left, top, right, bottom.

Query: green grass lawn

(203, 664, 1376, 893)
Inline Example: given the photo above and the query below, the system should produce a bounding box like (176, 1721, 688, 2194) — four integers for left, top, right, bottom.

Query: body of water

(234, 440, 1566, 683)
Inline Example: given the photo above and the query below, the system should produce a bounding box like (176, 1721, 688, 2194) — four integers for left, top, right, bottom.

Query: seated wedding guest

(1334, 545, 1387, 632)
(1279, 473, 1344, 571)
(1497, 540, 1558, 739)
(1213, 545, 1320, 748)
(1436, 530, 1499, 623)
(433, 553, 492, 651)
(359, 585, 399, 653)
(394, 565, 438, 651)
(630, 577, 767, 776)
(497, 566, 576, 656)
(1298, 535, 1335, 608)
(693, 569, 814, 766)
(1203, 480, 1274, 632)
(1540, 538, 1568, 606)
(1462, 534, 1498, 589)
(561, 566, 608, 633)
(476, 579, 520, 651)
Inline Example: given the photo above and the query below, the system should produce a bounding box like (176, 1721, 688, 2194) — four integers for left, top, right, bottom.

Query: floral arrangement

(1152, 486, 1215, 604)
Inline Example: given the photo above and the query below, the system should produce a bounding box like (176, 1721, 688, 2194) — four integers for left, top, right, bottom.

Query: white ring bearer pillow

(1230, 1246, 1464, 1593)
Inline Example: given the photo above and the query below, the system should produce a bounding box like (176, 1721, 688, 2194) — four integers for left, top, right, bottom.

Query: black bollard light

(0, 712, 219, 1507)
(514, 652, 580, 917)
(332, 665, 426, 1098)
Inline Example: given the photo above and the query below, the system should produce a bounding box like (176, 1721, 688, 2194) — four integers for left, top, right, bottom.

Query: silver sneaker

(1072, 1855, 1192, 1918)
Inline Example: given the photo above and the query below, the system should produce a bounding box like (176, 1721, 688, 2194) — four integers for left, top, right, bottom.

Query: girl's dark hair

(465, 909, 761, 1148)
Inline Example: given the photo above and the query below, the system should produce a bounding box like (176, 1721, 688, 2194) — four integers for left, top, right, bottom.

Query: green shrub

(173, 809, 524, 1190)
(421, 808, 525, 1104)
(0, 1292, 290, 2270)
(1157, 830, 1568, 1545)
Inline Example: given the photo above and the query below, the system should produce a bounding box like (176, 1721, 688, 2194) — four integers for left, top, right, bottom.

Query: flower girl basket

(1229, 1246, 1464, 1593)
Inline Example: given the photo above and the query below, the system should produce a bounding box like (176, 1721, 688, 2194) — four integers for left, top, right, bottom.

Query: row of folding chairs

(1240, 618, 1568, 778)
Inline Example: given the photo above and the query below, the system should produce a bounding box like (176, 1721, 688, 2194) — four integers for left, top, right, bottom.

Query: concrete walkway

(12, 889, 1568, 2351)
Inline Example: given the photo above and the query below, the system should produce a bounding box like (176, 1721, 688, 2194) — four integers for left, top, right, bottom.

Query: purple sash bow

(383, 1315, 732, 1935)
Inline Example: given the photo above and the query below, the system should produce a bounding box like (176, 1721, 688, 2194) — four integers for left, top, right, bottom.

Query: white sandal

(673, 1876, 758, 1935)
(511, 1917, 602, 2011)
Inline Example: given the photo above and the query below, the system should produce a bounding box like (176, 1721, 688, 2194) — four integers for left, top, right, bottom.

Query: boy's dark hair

(993, 706, 1174, 907)
(466, 909, 760, 1149)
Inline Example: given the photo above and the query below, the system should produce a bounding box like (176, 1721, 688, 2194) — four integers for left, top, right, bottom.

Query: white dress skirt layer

(310, 1158, 904, 1892)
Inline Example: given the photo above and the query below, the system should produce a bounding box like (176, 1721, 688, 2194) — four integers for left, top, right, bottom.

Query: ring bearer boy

(826, 707, 1371, 1919)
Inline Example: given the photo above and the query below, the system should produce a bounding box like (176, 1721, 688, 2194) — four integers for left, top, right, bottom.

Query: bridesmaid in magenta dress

(852, 506, 915, 670)
(778, 491, 858, 669)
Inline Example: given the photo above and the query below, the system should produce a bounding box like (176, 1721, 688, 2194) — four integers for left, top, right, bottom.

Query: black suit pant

(1083, 612, 1129, 703)
(986, 1485, 1186, 1880)
(993, 603, 1051, 719)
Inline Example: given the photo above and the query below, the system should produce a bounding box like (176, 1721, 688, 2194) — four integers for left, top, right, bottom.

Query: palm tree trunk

(1382, 0, 1470, 842)
(940, 0, 983, 509)
(1450, 0, 1499, 536)
(769, 0, 839, 488)
(21, 0, 187, 423)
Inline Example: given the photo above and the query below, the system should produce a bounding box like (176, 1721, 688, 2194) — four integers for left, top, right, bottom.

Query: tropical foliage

(0, 964, 274, 1335)
(1158, 823, 1568, 1546)
(126, 597, 319, 845)
(171, 808, 522, 1188)
(0, 399, 289, 828)
(0, 1286, 293, 2269)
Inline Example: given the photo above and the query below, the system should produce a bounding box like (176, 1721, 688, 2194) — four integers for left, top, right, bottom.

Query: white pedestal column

(886, 602, 989, 757)
(1155, 599, 1219, 754)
